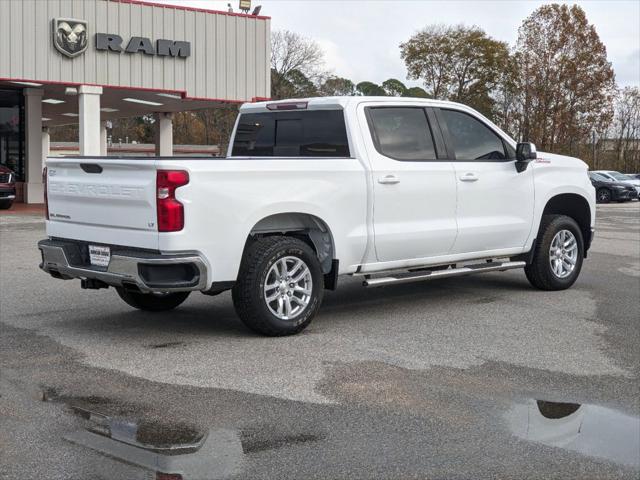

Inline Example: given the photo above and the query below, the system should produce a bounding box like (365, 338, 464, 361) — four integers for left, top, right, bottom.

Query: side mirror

(515, 142, 537, 172)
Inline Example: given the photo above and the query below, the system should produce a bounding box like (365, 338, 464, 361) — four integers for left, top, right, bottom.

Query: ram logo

(53, 18, 88, 58)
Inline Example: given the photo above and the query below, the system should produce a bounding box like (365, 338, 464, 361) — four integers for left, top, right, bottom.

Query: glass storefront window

(0, 89, 25, 181)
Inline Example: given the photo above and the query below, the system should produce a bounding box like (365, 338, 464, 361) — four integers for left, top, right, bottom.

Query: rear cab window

(231, 110, 350, 157)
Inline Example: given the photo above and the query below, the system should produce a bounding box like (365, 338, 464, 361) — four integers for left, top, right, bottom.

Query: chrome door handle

(459, 173, 478, 182)
(378, 174, 400, 185)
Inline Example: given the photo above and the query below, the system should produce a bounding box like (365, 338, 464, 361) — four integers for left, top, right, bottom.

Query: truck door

(435, 108, 535, 254)
(360, 104, 458, 263)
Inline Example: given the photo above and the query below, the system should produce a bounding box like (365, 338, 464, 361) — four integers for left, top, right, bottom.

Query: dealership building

(0, 0, 270, 203)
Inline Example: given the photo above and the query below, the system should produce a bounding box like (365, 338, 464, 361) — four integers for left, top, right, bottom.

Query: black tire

(596, 188, 611, 203)
(525, 215, 584, 291)
(115, 288, 190, 311)
(0, 200, 12, 210)
(232, 236, 324, 336)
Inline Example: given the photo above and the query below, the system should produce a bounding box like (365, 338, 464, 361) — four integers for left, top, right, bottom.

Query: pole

(592, 130, 597, 169)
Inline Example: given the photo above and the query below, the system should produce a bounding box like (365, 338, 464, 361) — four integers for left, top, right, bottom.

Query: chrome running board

(362, 261, 526, 287)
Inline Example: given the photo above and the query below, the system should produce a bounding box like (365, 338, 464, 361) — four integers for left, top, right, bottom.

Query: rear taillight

(156, 170, 189, 232)
(43, 167, 49, 220)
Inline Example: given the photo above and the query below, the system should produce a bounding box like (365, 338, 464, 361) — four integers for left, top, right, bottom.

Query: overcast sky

(155, 0, 640, 88)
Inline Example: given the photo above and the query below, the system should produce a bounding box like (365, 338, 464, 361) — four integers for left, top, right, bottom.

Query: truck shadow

(322, 272, 531, 312)
(65, 271, 533, 338)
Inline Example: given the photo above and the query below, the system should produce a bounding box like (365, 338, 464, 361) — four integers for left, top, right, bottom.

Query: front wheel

(115, 288, 190, 311)
(232, 236, 324, 336)
(596, 188, 611, 203)
(525, 215, 584, 291)
(0, 200, 13, 210)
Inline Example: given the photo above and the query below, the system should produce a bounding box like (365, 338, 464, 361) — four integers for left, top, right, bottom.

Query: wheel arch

(538, 193, 593, 254)
(244, 212, 336, 276)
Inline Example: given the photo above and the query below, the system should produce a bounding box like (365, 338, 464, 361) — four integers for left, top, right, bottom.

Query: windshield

(610, 172, 632, 181)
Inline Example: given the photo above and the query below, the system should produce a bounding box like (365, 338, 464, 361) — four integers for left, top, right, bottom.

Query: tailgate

(46, 158, 159, 249)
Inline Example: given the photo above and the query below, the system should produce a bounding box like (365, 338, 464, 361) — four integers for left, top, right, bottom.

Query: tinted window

(367, 107, 437, 161)
(610, 172, 632, 181)
(504, 142, 516, 159)
(590, 172, 608, 182)
(442, 109, 508, 161)
(231, 110, 350, 157)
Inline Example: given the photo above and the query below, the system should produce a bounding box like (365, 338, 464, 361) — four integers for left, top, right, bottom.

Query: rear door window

(366, 107, 438, 161)
(231, 110, 350, 157)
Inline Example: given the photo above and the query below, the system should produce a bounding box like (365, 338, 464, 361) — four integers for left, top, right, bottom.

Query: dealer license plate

(88, 245, 111, 267)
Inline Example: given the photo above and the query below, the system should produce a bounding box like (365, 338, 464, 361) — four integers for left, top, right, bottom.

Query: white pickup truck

(39, 97, 595, 336)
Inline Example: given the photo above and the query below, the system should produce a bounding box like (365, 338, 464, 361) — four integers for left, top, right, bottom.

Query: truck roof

(241, 96, 470, 112)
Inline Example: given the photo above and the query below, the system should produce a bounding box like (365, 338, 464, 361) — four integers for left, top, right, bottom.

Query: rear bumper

(38, 238, 208, 293)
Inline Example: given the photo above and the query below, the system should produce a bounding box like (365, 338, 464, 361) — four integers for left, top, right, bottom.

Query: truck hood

(535, 151, 588, 169)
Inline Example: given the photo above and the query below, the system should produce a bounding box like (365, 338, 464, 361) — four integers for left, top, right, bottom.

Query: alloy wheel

(549, 230, 579, 279)
(263, 256, 313, 320)
(598, 190, 611, 202)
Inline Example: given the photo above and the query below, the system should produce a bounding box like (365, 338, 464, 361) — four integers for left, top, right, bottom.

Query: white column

(42, 127, 50, 169)
(24, 88, 44, 204)
(100, 121, 108, 156)
(155, 112, 174, 156)
(78, 85, 103, 156)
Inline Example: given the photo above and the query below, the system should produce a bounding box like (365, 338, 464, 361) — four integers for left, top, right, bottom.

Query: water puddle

(509, 399, 640, 468)
(52, 392, 323, 479)
(63, 406, 245, 479)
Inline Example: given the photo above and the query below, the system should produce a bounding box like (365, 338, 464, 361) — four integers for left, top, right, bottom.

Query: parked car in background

(589, 172, 636, 203)
(592, 170, 640, 198)
(627, 173, 640, 180)
(0, 165, 16, 209)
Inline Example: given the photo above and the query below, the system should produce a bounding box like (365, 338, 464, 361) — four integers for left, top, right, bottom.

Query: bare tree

(492, 54, 522, 139)
(611, 87, 640, 171)
(271, 30, 325, 99)
(194, 106, 240, 154)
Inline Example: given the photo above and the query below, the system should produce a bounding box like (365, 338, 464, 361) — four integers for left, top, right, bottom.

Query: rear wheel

(116, 288, 190, 311)
(0, 199, 12, 209)
(596, 188, 611, 203)
(232, 236, 323, 336)
(525, 215, 584, 291)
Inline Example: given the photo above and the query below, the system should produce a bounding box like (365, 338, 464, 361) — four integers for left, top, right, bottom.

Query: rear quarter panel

(155, 158, 368, 284)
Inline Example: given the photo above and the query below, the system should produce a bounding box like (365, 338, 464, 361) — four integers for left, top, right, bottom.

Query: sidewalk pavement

(0, 203, 45, 217)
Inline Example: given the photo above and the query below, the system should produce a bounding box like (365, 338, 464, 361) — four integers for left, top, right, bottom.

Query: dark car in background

(0, 165, 16, 209)
(589, 171, 636, 203)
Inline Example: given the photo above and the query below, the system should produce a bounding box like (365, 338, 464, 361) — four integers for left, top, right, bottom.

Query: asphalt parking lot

(1, 203, 639, 480)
